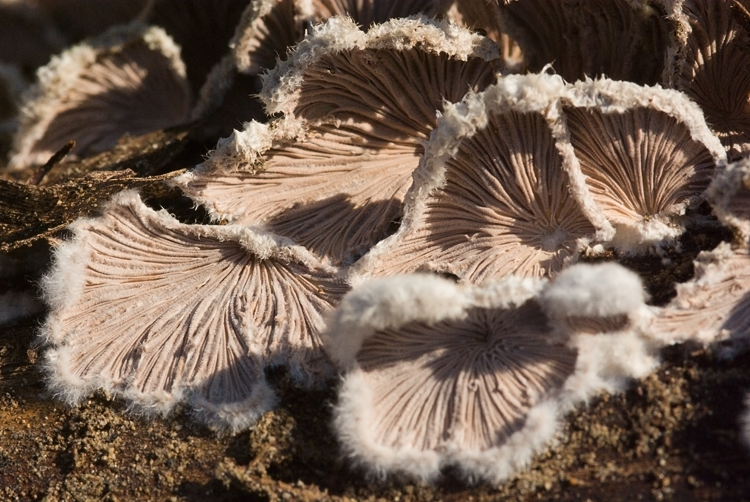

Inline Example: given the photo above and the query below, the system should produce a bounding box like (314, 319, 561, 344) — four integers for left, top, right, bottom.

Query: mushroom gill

(669, 0, 750, 160)
(352, 73, 598, 283)
(328, 265, 656, 482)
(175, 16, 501, 266)
(557, 77, 725, 251)
(8, 23, 192, 171)
(497, 0, 672, 85)
(231, 0, 450, 76)
(327, 274, 575, 483)
(648, 242, 750, 346)
(39, 190, 348, 432)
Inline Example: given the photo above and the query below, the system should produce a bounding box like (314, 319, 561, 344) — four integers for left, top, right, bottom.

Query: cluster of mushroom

(6, 0, 750, 486)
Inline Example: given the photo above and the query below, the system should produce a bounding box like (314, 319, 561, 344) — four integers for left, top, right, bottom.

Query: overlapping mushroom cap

(556, 78, 725, 251)
(39, 190, 348, 431)
(649, 157, 750, 346)
(8, 23, 192, 170)
(175, 16, 501, 266)
(231, 0, 449, 75)
(351, 72, 598, 282)
(353, 72, 725, 284)
(496, 0, 672, 85)
(667, 0, 750, 160)
(326, 263, 655, 483)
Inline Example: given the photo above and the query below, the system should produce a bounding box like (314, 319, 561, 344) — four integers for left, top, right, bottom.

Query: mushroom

(327, 263, 655, 482)
(351, 72, 599, 283)
(231, 0, 450, 76)
(496, 0, 672, 85)
(40, 190, 348, 431)
(556, 77, 726, 252)
(327, 273, 574, 483)
(707, 156, 750, 242)
(666, 0, 750, 160)
(145, 0, 251, 92)
(174, 16, 501, 266)
(648, 242, 750, 346)
(8, 23, 192, 171)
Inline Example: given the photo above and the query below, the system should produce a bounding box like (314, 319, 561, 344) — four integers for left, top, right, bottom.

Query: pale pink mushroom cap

(175, 16, 500, 266)
(8, 23, 192, 171)
(669, 0, 750, 160)
(39, 190, 348, 431)
(328, 268, 657, 482)
(648, 242, 750, 346)
(444, 0, 524, 71)
(557, 77, 726, 252)
(231, 0, 449, 75)
(351, 72, 599, 283)
(327, 274, 575, 483)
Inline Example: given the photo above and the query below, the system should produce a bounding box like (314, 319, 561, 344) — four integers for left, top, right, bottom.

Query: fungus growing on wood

(497, 0, 672, 85)
(39, 190, 348, 431)
(8, 23, 192, 171)
(327, 264, 656, 482)
(175, 16, 501, 266)
(557, 77, 725, 252)
(667, 0, 750, 160)
(351, 73, 598, 283)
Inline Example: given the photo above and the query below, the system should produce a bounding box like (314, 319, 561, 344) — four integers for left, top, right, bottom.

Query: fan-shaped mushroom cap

(39, 190, 348, 431)
(231, 0, 449, 76)
(667, 0, 750, 160)
(328, 271, 658, 482)
(327, 274, 575, 483)
(556, 77, 725, 252)
(8, 23, 192, 171)
(708, 151, 750, 242)
(497, 0, 672, 85)
(351, 72, 598, 283)
(175, 16, 500, 266)
(648, 241, 750, 346)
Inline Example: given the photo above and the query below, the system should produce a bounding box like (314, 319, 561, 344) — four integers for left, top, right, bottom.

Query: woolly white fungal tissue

(540, 262, 646, 321)
(327, 271, 657, 484)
